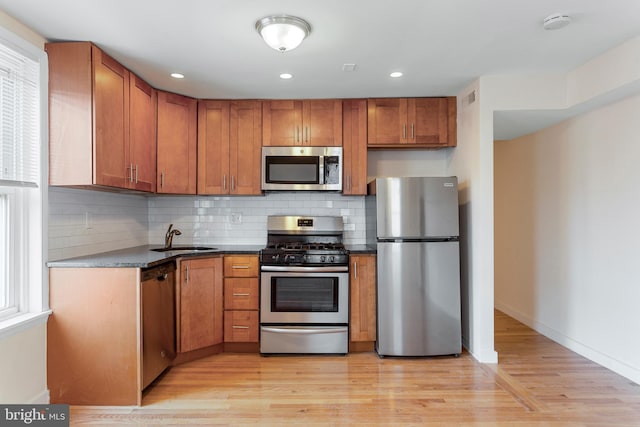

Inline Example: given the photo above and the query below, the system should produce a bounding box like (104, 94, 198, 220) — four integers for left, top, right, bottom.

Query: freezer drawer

(376, 241, 461, 356)
(375, 176, 459, 239)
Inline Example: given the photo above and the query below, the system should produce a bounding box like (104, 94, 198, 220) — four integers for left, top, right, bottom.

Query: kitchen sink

(150, 246, 217, 252)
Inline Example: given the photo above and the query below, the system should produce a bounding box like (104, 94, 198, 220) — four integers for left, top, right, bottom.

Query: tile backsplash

(48, 188, 366, 260)
(48, 187, 149, 260)
(148, 192, 366, 246)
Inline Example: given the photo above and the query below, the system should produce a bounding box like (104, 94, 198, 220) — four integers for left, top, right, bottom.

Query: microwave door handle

(318, 155, 325, 184)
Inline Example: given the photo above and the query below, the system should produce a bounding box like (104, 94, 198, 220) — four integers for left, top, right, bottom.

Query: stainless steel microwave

(261, 146, 342, 191)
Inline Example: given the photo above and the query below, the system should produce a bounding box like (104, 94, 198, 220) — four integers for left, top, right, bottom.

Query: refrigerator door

(376, 177, 459, 239)
(376, 241, 461, 357)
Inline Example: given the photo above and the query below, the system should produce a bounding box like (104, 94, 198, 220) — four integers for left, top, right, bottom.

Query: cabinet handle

(185, 265, 190, 284)
(135, 165, 139, 184)
(296, 127, 300, 144)
(127, 164, 133, 182)
(232, 265, 250, 269)
(232, 325, 249, 329)
(411, 123, 415, 139)
(223, 175, 227, 190)
(305, 126, 309, 143)
(233, 293, 250, 296)
(346, 175, 351, 191)
(353, 261, 358, 279)
(403, 124, 406, 140)
(161, 172, 165, 188)
(231, 176, 235, 191)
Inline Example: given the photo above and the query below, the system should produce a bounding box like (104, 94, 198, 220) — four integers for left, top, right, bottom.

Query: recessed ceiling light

(170, 73, 184, 79)
(280, 73, 293, 79)
(390, 71, 403, 78)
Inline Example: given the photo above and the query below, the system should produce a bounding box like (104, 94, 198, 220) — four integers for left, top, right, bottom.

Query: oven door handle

(260, 265, 349, 273)
(261, 326, 348, 335)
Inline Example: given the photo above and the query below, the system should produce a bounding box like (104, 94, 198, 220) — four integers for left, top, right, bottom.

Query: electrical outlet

(231, 212, 242, 224)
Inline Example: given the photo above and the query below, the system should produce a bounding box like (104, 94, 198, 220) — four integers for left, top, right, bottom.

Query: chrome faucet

(164, 224, 182, 249)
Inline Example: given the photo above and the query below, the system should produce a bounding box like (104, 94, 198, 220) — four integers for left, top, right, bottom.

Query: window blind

(0, 40, 39, 187)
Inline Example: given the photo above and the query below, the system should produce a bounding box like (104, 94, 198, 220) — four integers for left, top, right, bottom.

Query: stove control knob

(329, 256, 335, 263)
(320, 255, 326, 262)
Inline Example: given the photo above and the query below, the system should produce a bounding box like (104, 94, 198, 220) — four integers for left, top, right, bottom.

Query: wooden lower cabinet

(349, 254, 377, 351)
(177, 257, 224, 353)
(48, 268, 143, 405)
(223, 255, 260, 347)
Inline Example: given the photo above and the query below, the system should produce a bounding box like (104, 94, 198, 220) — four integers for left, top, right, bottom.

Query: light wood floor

(70, 311, 640, 426)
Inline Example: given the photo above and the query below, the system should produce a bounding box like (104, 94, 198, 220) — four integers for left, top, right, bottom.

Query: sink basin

(151, 246, 217, 252)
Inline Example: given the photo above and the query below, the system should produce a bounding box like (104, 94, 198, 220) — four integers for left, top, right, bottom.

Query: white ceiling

(1, 0, 640, 139)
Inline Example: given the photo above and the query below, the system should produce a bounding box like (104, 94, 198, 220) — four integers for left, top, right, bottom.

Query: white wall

(445, 81, 498, 363)
(494, 93, 640, 384)
(0, 9, 49, 404)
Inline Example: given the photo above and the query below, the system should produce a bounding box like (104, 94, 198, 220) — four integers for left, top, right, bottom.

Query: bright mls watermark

(1, 405, 69, 426)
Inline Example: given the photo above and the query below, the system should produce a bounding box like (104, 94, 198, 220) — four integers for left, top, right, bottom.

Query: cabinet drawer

(224, 255, 258, 277)
(224, 311, 259, 342)
(224, 278, 259, 310)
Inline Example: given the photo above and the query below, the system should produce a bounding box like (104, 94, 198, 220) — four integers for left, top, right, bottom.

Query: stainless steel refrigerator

(367, 176, 461, 357)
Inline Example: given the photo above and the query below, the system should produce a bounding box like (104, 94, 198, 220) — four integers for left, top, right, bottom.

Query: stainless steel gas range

(259, 216, 349, 354)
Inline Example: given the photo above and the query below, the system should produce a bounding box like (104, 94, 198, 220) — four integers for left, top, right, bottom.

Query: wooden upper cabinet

(197, 100, 230, 194)
(229, 100, 262, 195)
(198, 100, 262, 195)
(47, 41, 158, 192)
(368, 97, 456, 148)
(92, 46, 130, 188)
(262, 99, 342, 146)
(342, 99, 368, 195)
(157, 91, 197, 194)
(129, 74, 156, 192)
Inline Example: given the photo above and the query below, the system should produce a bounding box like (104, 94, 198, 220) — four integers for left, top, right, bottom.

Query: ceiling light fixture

(390, 71, 403, 78)
(170, 73, 184, 79)
(255, 15, 311, 52)
(279, 73, 293, 79)
(543, 13, 571, 30)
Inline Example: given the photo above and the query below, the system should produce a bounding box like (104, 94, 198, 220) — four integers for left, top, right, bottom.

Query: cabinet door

(129, 74, 156, 192)
(367, 98, 408, 146)
(197, 100, 230, 194)
(262, 100, 303, 146)
(157, 91, 197, 194)
(179, 257, 223, 352)
(410, 97, 449, 146)
(342, 99, 368, 195)
(302, 99, 342, 146)
(230, 100, 262, 195)
(350, 255, 377, 342)
(92, 46, 130, 188)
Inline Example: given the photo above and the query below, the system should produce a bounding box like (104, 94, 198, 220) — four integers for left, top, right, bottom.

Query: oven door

(260, 266, 349, 324)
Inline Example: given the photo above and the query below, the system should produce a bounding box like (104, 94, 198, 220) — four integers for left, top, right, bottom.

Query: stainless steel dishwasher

(141, 261, 176, 389)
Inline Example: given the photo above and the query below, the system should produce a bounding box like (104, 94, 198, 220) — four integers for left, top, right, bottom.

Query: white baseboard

(495, 301, 640, 385)
(29, 389, 49, 404)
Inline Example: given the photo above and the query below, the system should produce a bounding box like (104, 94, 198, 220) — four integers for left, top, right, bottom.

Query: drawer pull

(233, 293, 250, 296)
(232, 325, 249, 329)
(232, 265, 250, 269)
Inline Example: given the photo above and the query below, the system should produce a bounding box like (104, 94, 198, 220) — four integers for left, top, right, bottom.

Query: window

(0, 26, 48, 332)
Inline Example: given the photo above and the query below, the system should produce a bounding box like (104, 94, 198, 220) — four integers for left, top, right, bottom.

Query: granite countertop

(47, 245, 264, 269)
(345, 244, 377, 254)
